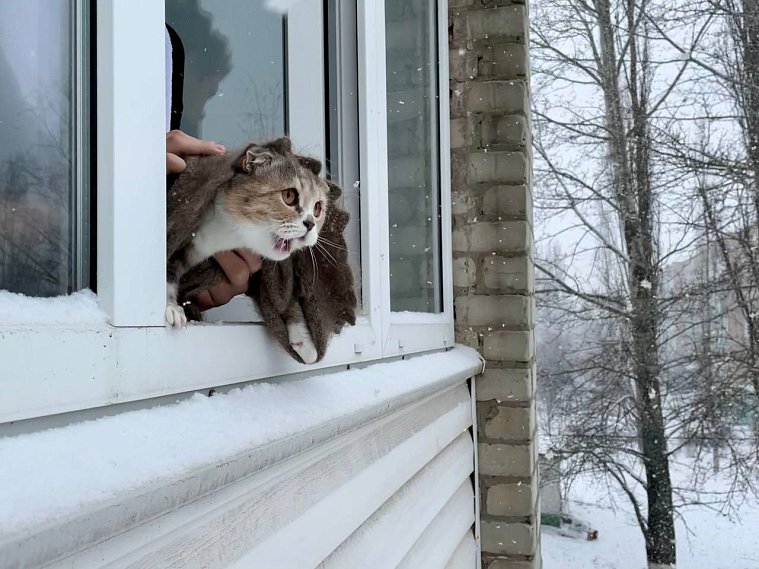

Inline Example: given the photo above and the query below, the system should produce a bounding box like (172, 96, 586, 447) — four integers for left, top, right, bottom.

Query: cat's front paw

(288, 321, 318, 364)
(165, 302, 188, 328)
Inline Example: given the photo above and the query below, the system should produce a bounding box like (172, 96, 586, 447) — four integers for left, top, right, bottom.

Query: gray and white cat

(166, 137, 329, 363)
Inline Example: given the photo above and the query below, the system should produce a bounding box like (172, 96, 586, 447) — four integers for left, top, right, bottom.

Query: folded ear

(267, 136, 292, 155)
(326, 180, 342, 201)
(297, 155, 322, 176)
(236, 144, 273, 173)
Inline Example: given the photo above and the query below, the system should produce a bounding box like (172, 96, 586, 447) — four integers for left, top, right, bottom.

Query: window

(166, 0, 358, 322)
(0, 0, 90, 297)
(385, 0, 442, 314)
(381, 0, 452, 358)
(166, 2, 286, 145)
(0, 0, 453, 425)
(326, 0, 362, 304)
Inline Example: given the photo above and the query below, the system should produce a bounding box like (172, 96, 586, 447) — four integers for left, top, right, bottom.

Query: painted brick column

(449, 1, 540, 568)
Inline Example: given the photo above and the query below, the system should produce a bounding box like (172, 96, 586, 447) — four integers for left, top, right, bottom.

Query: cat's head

(224, 137, 329, 261)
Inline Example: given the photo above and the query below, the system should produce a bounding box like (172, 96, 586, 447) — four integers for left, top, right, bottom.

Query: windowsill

(0, 317, 385, 423)
(0, 346, 481, 568)
(0, 291, 455, 424)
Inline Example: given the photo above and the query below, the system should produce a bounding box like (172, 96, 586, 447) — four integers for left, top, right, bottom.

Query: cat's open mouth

(273, 237, 293, 253)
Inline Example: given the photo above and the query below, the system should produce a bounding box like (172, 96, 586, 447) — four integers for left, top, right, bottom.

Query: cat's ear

(297, 155, 322, 176)
(327, 180, 342, 201)
(267, 136, 292, 155)
(237, 144, 273, 173)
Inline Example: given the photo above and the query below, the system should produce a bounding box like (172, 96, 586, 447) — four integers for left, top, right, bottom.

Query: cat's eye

(282, 188, 298, 206)
(314, 201, 323, 217)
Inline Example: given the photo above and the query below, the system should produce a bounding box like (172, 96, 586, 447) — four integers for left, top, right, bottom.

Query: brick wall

(448, 1, 540, 567)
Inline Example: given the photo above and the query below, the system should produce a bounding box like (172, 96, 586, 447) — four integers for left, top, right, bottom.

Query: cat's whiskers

(314, 241, 339, 269)
(309, 246, 318, 287)
(317, 236, 351, 253)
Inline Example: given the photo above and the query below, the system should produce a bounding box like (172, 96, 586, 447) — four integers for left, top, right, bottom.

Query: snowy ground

(542, 452, 759, 569)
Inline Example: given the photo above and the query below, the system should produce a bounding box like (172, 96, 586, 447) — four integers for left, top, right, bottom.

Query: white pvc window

(0, 0, 452, 425)
(0, 0, 91, 297)
(167, 0, 328, 324)
(381, 0, 454, 356)
(386, 0, 442, 314)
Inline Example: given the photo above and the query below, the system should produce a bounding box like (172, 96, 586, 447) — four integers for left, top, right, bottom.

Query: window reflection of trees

(0, 3, 77, 297)
(0, 147, 72, 297)
(166, 0, 286, 147)
(239, 78, 284, 142)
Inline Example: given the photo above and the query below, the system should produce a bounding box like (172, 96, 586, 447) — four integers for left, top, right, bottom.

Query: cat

(166, 136, 356, 364)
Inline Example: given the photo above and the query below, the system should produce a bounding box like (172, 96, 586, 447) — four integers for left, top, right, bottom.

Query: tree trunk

(594, 0, 677, 565)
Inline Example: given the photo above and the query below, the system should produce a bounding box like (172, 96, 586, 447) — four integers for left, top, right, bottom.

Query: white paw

(288, 321, 318, 364)
(165, 302, 187, 328)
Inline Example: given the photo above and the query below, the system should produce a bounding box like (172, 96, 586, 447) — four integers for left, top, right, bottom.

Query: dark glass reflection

(166, 0, 287, 146)
(0, 1, 87, 297)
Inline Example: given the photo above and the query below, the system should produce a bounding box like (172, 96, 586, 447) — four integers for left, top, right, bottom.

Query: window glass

(326, 0, 362, 307)
(0, 0, 89, 297)
(166, 0, 287, 146)
(169, 0, 363, 322)
(385, 0, 442, 313)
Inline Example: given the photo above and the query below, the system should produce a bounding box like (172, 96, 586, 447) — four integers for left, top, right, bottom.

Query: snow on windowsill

(390, 310, 449, 323)
(0, 346, 481, 537)
(0, 289, 107, 326)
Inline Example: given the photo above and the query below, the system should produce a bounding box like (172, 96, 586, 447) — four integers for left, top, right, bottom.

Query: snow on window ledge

(0, 346, 481, 543)
(0, 289, 107, 326)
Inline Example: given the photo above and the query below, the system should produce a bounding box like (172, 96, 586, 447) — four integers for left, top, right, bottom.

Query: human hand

(193, 249, 263, 310)
(166, 129, 225, 175)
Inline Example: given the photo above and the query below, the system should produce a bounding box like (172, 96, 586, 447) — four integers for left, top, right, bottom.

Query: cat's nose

(303, 217, 315, 232)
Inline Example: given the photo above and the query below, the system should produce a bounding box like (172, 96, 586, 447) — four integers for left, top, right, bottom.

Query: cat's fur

(167, 136, 356, 364)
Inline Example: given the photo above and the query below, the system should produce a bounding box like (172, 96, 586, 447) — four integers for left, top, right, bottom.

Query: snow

(542, 455, 759, 569)
(0, 289, 106, 326)
(390, 310, 453, 324)
(263, 0, 301, 14)
(0, 346, 480, 536)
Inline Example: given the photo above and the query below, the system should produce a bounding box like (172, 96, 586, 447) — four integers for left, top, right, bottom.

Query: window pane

(0, 1, 89, 297)
(326, 0, 362, 308)
(385, 0, 442, 313)
(166, 0, 287, 146)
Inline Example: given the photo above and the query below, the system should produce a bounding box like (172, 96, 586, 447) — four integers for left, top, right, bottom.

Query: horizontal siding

(49, 381, 475, 569)
(445, 532, 478, 569)
(318, 435, 473, 568)
(227, 385, 473, 569)
(396, 481, 476, 569)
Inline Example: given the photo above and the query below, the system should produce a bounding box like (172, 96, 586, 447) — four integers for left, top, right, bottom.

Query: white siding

(317, 435, 474, 568)
(445, 533, 479, 569)
(1, 350, 480, 569)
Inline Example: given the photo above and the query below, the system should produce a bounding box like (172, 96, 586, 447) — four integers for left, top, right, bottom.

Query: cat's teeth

(274, 237, 292, 253)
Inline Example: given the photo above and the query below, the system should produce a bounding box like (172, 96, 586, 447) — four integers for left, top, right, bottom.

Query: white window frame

(0, 0, 452, 424)
(381, 0, 455, 357)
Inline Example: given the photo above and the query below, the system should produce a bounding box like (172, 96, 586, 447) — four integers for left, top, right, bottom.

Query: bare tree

(530, 0, 724, 565)
(647, 0, 759, 446)
(534, 0, 759, 561)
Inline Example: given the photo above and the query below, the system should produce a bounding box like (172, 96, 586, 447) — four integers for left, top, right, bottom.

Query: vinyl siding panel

(10, 351, 481, 569)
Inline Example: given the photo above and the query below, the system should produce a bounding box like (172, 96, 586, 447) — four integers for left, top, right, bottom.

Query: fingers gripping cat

(165, 137, 329, 364)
